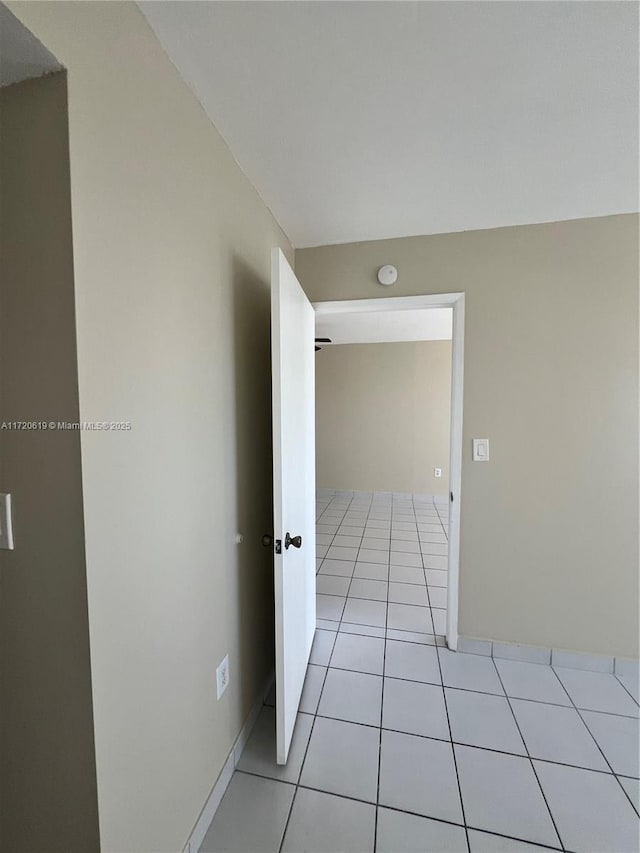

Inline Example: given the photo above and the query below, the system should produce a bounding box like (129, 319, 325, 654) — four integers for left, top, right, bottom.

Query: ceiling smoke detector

(377, 265, 398, 286)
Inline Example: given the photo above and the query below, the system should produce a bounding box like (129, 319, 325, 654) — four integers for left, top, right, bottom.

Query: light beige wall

(297, 214, 640, 659)
(0, 73, 100, 852)
(7, 4, 293, 852)
(316, 341, 451, 494)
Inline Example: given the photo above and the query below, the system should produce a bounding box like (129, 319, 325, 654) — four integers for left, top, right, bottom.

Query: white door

(271, 248, 316, 764)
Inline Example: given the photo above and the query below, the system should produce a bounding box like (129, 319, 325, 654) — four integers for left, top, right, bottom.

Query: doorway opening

(312, 294, 464, 650)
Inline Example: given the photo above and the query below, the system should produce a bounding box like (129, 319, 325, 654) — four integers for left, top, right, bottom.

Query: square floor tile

(330, 631, 385, 675)
(310, 629, 337, 666)
(428, 586, 448, 609)
(366, 518, 391, 529)
(281, 787, 375, 853)
(581, 710, 640, 777)
(388, 581, 429, 606)
(420, 532, 448, 544)
(446, 688, 525, 754)
(316, 533, 334, 546)
(387, 602, 432, 633)
(392, 521, 417, 532)
(431, 608, 446, 635)
(390, 528, 419, 542)
(383, 678, 449, 739)
(421, 542, 449, 556)
(512, 699, 609, 771)
(439, 649, 504, 695)
(418, 523, 444, 533)
(319, 559, 355, 577)
(467, 829, 559, 852)
(300, 665, 326, 713)
(426, 569, 448, 587)
(379, 730, 463, 824)
(495, 659, 571, 706)
(317, 524, 338, 535)
(333, 534, 362, 548)
(384, 639, 441, 684)
(390, 539, 421, 554)
(316, 594, 345, 622)
(300, 716, 379, 802)
(360, 537, 389, 551)
(354, 561, 389, 581)
(390, 565, 425, 585)
(358, 548, 389, 565)
(327, 545, 359, 562)
(348, 578, 388, 601)
(554, 667, 640, 716)
(318, 667, 382, 726)
(534, 759, 640, 853)
(316, 575, 350, 597)
(376, 807, 467, 853)
(337, 526, 365, 537)
(390, 550, 423, 568)
(455, 745, 559, 848)
(316, 545, 329, 558)
(237, 707, 313, 783)
(423, 554, 448, 569)
(200, 772, 294, 853)
(342, 597, 387, 628)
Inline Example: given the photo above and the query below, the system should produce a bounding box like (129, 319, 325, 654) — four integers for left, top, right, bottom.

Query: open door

(271, 248, 316, 764)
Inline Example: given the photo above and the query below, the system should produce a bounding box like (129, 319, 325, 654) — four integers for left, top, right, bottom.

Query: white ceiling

(0, 3, 61, 88)
(315, 306, 452, 345)
(140, 1, 638, 248)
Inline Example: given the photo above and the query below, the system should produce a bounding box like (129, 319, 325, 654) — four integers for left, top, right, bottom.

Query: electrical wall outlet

(216, 655, 229, 700)
(434, 468, 442, 478)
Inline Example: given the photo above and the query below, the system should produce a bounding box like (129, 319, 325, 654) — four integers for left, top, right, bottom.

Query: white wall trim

(458, 635, 639, 675)
(182, 673, 274, 853)
(313, 293, 465, 652)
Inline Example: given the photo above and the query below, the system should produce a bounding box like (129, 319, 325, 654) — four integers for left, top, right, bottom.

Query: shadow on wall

(230, 253, 276, 717)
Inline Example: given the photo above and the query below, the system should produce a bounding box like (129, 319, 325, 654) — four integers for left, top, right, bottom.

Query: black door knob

(285, 532, 302, 550)
(262, 534, 273, 547)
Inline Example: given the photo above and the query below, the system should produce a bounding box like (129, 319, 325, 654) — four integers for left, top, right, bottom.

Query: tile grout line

(433, 544, 472, 852)
(490, 657, 566, 851)
(372, 495, 390, 853)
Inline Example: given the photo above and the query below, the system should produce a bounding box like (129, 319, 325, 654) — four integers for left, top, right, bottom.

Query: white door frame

(312, 293, 465, 651)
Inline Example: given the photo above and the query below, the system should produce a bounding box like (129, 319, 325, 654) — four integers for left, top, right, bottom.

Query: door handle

(284, 532, 302, 550)
(262, 534, 273, 547)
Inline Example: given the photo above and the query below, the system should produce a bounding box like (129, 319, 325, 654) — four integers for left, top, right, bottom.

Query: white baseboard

(182, 672, 275, 853)
(458, 635, 638, 674)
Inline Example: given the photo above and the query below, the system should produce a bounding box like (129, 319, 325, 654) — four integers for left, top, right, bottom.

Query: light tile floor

(202, 491, 640, 853)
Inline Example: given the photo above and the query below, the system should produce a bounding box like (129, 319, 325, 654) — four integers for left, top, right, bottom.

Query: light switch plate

(434, 468, 442, 478)
(0, 493, 14, 549)
(216, 655, 229, 699)
(472, 439, 490, 461)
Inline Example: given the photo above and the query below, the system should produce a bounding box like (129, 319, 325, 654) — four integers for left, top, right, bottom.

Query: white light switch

(472, 439, 490, 461)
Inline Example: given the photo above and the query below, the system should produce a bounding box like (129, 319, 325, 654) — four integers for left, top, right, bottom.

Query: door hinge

(275, 539, 282, 554)
(450, 492, 454, 503)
